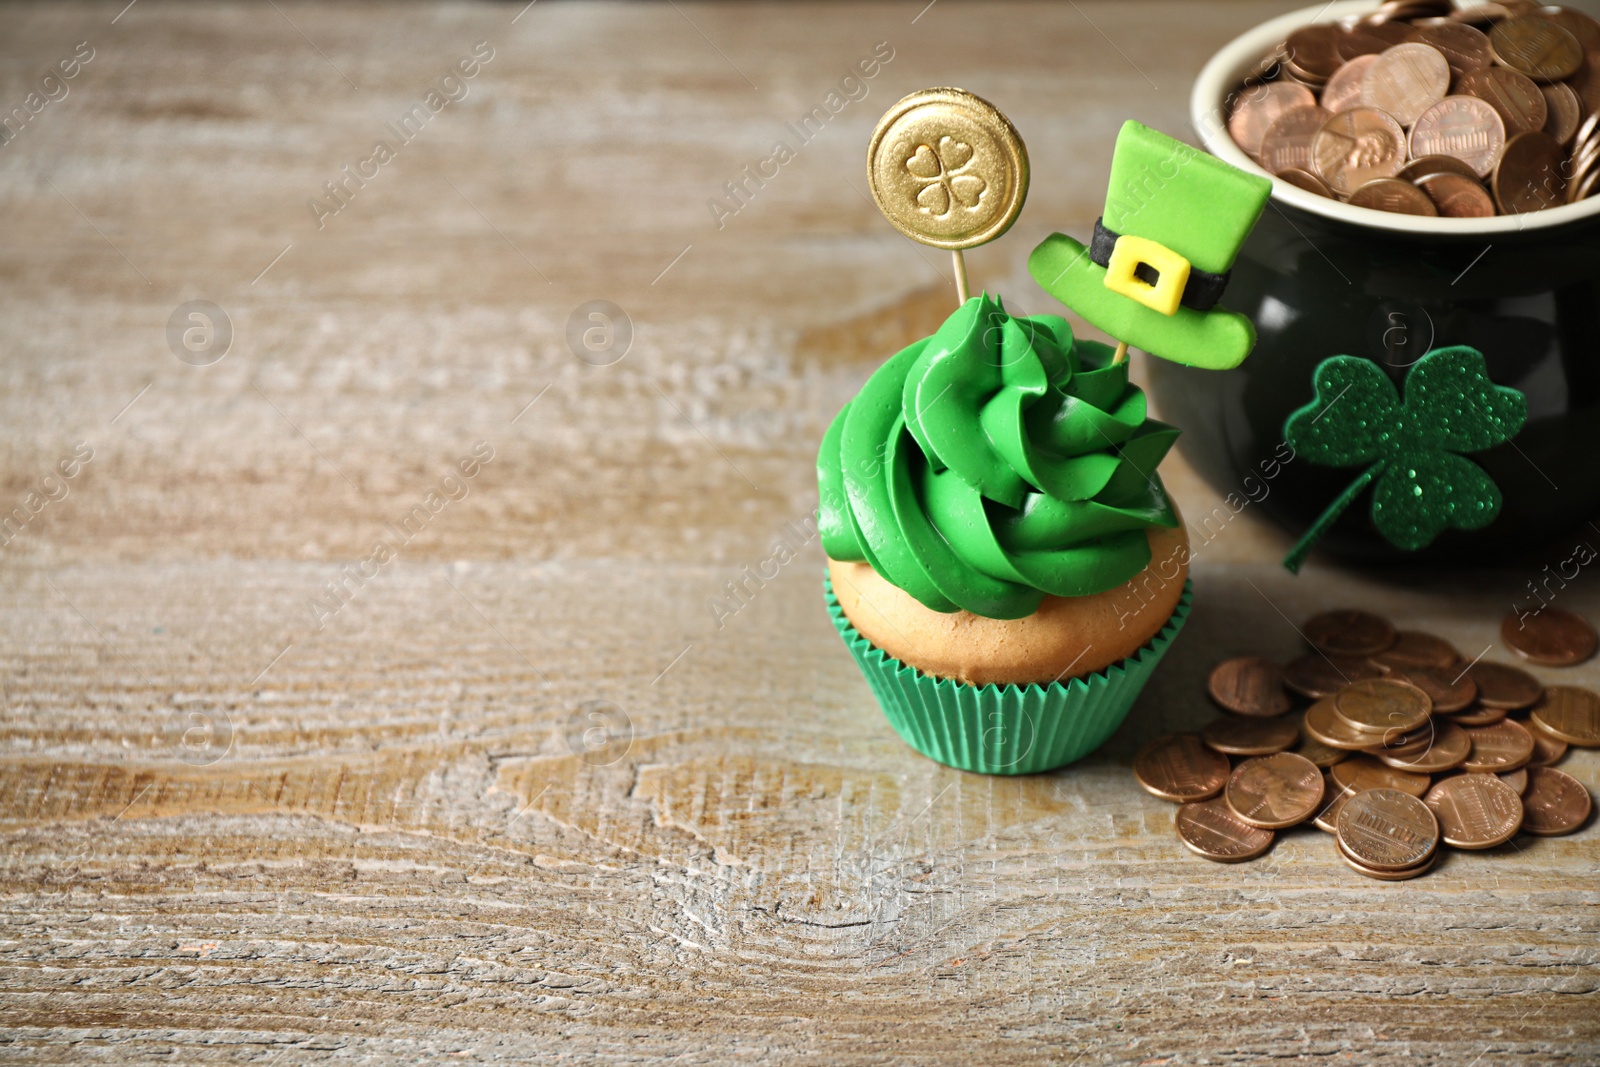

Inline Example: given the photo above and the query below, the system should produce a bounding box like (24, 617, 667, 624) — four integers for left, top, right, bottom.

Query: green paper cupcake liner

(825, 575, 1192, 775)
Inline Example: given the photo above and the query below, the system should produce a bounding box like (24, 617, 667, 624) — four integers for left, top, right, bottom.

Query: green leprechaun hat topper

(1029, 120, 1272, 371)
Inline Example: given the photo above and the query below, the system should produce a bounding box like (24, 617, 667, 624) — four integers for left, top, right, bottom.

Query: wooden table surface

(1, 1, 1597, 1062)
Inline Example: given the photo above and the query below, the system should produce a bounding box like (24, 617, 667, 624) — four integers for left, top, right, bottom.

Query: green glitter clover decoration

(1282, 345, 1527, 573)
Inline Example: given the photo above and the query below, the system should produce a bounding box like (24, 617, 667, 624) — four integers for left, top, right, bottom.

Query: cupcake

(818, 294, 1193, 773)
(823, 110, 1270, 774)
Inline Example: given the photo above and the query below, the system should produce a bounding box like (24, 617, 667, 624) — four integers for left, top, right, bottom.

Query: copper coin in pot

(1488, 15, 1584, 82)
(1361, 41, 1451, 124)
(1493, 131, 1568, 213)
(1409, 94, 1507, 176)
(1458, 66, 1548, 136)
(1312, 107, 1408, 195)
(1350, 177, 1440, 214)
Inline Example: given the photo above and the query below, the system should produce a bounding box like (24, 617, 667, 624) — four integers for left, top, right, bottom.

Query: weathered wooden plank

(0, 1, 1595, 1063)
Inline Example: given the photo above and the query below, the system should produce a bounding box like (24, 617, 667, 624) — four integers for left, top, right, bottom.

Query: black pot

(1147, 206, 1600, 566)
(1162, 0, 1600, 568)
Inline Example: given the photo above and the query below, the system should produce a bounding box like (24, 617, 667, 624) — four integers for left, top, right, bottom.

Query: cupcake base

(825, 574, 1192, 775)
(827, 519, 1189, 685)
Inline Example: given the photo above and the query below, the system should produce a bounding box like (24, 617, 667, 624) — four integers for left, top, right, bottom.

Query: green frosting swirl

(817, 294, 1179, 620)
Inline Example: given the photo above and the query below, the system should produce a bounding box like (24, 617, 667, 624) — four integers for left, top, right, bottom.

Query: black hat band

(1088, 217, 1231, 313)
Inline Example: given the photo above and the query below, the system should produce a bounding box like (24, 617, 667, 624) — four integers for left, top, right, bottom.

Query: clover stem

(951, 249, 970, 306)
(1282, 460, 1386, 575)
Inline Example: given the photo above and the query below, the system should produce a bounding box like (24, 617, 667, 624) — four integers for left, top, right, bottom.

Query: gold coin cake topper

(867, 87, 1029, 305)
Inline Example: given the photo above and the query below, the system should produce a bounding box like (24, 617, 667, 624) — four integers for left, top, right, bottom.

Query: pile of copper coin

(1135, 605, 1596, 880)
(1224, 0, 1600, 215)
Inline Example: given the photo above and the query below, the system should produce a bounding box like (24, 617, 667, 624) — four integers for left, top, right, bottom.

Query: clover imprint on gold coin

(867, 87, 1029, 250)
(905, 136, 985, 217)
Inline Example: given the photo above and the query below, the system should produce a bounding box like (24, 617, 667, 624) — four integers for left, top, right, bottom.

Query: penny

(1519, 766, 1593, 836)
(1225, 752, 1325, 829)
(1546, 6, 1600, 55)
(1572, 159, 1600, 202)
(1134, 733, 1231, 802)
(1337, 837, 1439, 880)
(1529, 685, 1600, 747)
(1409, 95, 1508, 177)
(1259, 105, 1334, 174)
(1396, 153, 1484, 182)
(1334, 678, 1433, 736)
(1572, 150, 1600, 200)
(1330, 753, 1432, 798)
(1340, 31, 1394, 62)
(1571, 134, 1600, 181)
(1349, 177, 1440, 214)
(1571, 153, 1600, 205)
(1574, 111, 1600, 154)
(1416, 172, 1497, 217)
(1337, 788, 1439, 870)
(1494, 130, 1568, 213)
(1540, 82, 1582, 146)
(1364, 720, 1433, 753)
(1312, 107, 1409, 196)
(1207, 656, 1293, 717)
(1501, 607, 1599, 666)
(1498, 767, 1529, 794)
(1447, 703, 1509, 727)
(1305, 696, 1390, 751)
(1424, 772, 1524, 849)
(1286, 24, 1348, 83)
(1458, 67, 1548, 137)
(1229, 80, 1319, 157)
(1414, 20, 1494, 78)
(1202, 714, 1300, 756)
(1322, 53, 1379, 113)
(1526, 722, 1568, 767)
(1284, 652, 1384, 699)
(1382, 666, 1477, 713)
(1295, 720, 1350, 768)
(1362, 42, 1452, 125)
(1570, 135, 1600, 179)
(1462, 718, 1536, 773)
(1175, 797, 1276, 862)
(1570, 167, 1600, 204)
(1502, 2, 1555, 19)
(1463, 660, 1543, 709)
(1285, 62, 1329, 89)
(1370, 630, 1460, 671)
(1303, 609, 1397, 657)
(1374, 719, 1471, 774)
(1447, 2, 1509, 27)
(1366, 17, 1423, 44)
(1574, 63, 1600, 121)
(1313, 780, 1354, 832)
(866, 87, 1029, 251)
(1489, 16, 1584, 82)
(1276, 167, 1337, 197)
(1574, 119, 1600, 167)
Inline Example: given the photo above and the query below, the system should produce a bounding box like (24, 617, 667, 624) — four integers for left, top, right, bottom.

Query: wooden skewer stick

(952, 249, 970, 306)
(1113, 339, 1129, 365)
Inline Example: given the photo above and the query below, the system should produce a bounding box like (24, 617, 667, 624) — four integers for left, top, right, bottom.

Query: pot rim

(1191, 0, 1600, 237)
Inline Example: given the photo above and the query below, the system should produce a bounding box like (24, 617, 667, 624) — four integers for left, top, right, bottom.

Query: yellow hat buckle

(1102, 234, 1191, 317)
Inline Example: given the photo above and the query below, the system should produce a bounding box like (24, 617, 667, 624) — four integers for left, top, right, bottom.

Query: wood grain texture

(0, 1, 1597, 1062)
